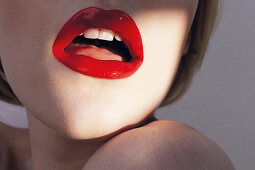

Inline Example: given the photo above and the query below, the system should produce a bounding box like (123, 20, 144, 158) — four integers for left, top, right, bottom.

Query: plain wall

(0, 0, 254, 169)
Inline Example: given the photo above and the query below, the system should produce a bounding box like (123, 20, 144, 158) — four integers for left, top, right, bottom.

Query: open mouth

(64, 29, 132, 62)
(52, 7, 143, 79)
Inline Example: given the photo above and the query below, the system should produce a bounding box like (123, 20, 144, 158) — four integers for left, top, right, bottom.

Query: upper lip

(52, 7, 143, 63)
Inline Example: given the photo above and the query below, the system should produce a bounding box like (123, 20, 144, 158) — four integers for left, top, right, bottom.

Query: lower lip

(52, 7, 143, 79)
(60, 44, 141, 79)
(56, 52, 142, 79)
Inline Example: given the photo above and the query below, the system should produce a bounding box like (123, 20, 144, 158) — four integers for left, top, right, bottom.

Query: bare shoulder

(83, 120, 235, 170)
(0, 122, 31, 170)
(0, 138, 14, 170)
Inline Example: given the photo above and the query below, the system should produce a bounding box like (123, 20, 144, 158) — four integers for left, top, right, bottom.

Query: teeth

(81, 28, 124, 42)
(83, 28, 99, 39)
(114, 33, 123, 41)
(98, 29, 114, 41)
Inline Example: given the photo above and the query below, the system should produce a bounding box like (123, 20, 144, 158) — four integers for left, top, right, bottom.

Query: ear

(183, 30, 192, 56)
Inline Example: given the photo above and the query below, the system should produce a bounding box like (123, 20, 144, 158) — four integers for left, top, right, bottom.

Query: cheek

(133, 9, 191, 104)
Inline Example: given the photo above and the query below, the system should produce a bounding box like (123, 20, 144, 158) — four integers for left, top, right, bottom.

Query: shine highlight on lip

(52, 7, 144, 79)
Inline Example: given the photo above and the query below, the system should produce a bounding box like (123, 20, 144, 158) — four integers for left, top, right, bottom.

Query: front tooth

(114, 33, 123, 41)
(98, 29, 114, 41)
(83, 28, 99, 39)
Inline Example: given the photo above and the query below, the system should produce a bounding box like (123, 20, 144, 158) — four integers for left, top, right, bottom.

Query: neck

(27, 111, 104, 170)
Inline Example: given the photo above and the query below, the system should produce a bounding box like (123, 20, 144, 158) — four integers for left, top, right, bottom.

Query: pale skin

(0, 0, 235, 170)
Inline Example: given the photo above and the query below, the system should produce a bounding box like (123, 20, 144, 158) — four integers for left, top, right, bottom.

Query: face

(0, 0, 198, 139)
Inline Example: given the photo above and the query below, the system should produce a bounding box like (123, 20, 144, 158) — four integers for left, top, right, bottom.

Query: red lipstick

(52, 7, 143, 79)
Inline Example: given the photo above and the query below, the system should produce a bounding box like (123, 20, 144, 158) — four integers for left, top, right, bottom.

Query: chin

(52, 119, 138, 141)
(25, 87, 153, 140)
(42, 109, 141, 141)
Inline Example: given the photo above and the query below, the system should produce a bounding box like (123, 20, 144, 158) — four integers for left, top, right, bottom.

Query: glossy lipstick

(52, 7, 143, 79)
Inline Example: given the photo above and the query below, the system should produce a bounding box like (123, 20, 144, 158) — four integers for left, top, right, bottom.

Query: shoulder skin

(83, 120, 235, 170)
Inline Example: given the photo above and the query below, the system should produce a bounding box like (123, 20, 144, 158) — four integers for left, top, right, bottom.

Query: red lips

(52, 7, 143, 79)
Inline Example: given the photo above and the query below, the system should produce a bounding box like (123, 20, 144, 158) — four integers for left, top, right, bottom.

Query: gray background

(0, 0, 254, 169)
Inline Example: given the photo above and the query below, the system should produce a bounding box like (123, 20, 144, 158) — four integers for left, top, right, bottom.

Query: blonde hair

(0, 1, 220, 107)
(159, 0, 220, 107)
